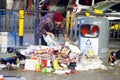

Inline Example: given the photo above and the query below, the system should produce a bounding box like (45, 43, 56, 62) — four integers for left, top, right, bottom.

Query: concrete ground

(0, 63, 120, 80)
(0, 32, 120, 80)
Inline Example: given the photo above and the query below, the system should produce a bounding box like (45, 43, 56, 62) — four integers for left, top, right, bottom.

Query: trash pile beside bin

(19, 41, 107, 74)
(0, 32, 108, 74)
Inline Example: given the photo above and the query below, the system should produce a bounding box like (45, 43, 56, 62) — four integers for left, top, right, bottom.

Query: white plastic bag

(43, 34, 59, 46)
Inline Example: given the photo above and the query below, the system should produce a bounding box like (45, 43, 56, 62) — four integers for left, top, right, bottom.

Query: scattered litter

(75, 56, 107, 71)
(0, 64, 6, 70)
(108, 50, 120, 66)
(53, 69, 71, 75)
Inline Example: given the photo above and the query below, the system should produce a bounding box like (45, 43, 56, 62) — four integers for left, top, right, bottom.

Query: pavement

(0, 63, 120, 80)
(0, 32, 120, 80)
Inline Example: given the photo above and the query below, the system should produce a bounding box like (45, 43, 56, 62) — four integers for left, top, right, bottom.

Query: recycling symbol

(86, 39, 91, 45)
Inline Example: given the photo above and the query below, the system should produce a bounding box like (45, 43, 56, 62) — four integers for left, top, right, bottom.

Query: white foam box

(24, 59, 38, 71)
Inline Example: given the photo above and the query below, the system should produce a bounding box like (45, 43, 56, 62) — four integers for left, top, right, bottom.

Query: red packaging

(41, 59, 47, 68)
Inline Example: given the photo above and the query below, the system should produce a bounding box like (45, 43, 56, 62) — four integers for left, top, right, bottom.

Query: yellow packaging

(53, 59, 59, 70)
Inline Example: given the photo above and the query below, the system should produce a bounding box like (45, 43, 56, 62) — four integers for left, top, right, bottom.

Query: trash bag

(108, 50, 120, 64)
(1, 58, 17, 65)
(116, 50, 120, 59)
(7, 47, 14, 53)
(15, 50, 26, 60)
(7, 47, 26, 60)
(0, 47, 17, 65)
(108, 51, 116, 63)
(43, 34, 60, 46)
(68, 62, 76, 70)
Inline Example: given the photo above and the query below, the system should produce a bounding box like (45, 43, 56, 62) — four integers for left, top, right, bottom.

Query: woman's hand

(65, 37, 71, 42)
(64, 35, 71, 42)
(46, 32, 53, 36)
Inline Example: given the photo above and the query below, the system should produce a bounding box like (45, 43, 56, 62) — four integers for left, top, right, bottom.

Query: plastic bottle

(35, 63, 41, 72)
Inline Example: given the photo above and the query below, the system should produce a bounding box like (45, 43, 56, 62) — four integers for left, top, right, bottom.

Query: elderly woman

(37, 12, 70, 45)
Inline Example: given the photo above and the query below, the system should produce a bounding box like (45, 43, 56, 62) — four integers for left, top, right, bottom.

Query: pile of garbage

(0, 34, 108, 74)
(19, 42, 107, 74)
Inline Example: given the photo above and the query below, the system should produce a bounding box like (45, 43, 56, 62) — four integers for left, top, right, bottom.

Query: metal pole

(19, 10, 24, 46)
(69, 12, 75, 38)
(66, 10, 70, 35)
(34, 0, 39, 45)
(24, 0, 27, 10)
